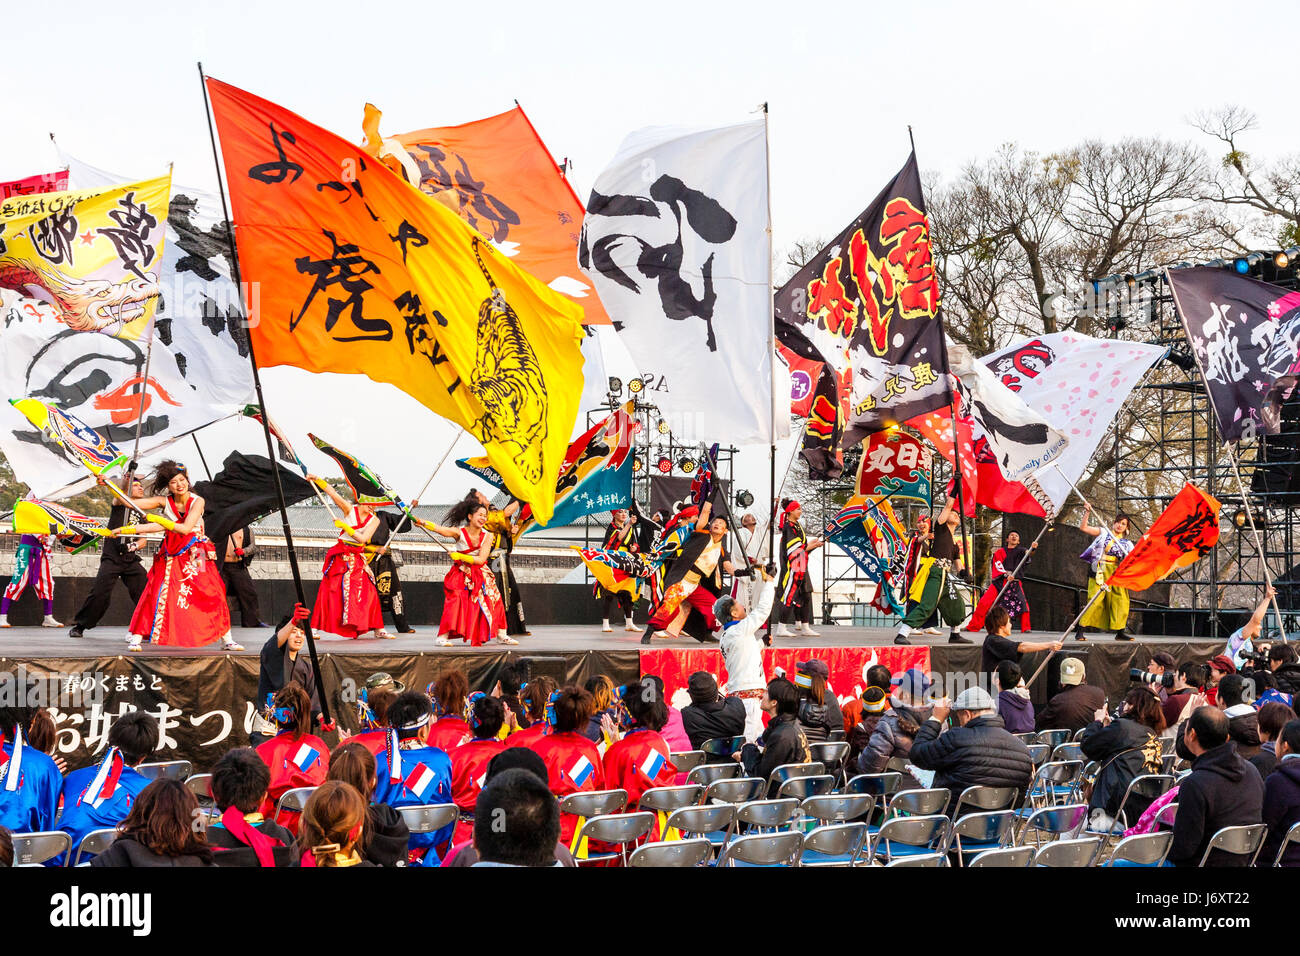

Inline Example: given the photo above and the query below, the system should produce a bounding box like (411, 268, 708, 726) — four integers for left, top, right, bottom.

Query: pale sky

(4, 0, 1296, 505)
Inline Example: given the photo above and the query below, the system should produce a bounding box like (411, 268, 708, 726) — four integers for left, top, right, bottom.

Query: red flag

(778, 344, 823, 417)
(1108, 483, 1220, 591)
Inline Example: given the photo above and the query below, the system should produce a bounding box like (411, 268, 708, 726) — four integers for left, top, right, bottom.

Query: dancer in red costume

(428, 494, 513, 647)
(114, 460, 240, 652)
(307, 475, 392, 640)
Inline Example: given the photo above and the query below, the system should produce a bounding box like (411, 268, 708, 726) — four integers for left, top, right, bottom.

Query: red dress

(449, 738, 506, 844)
(437, 528, 507, 646)
(128, 496, 232, 647)
(311, 507, 383, 638)
(426, 715, 471, 753)
(532, 731, 606, 846)
(255, 731, 330, 834)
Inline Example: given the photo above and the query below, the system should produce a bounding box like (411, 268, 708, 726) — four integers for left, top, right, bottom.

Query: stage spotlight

(627, 377, 644, 394)
(632, 456, 644, 473)
(608, 376, 623, 395)
(1166, 350, 1197, 372)
(1234, 258, 1251, 274)
(735, 489, 755, 508)
(656, 419, 670, 435)
(656, 456, 672, 474)
(679, 458, 696, 474)
(1276, 251, 1291, 269)
(1233, 508, 1248, 529)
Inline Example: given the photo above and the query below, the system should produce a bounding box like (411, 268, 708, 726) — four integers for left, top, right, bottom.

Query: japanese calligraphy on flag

(855, 430, 932, 504)
(206, 77, 585, 523)
(1107, 482, 1220, 591)
(774, 152, 950, 445)
(981, 332, 1166, 513)
(1167, 266, 1300, 442)
(578, 119, 778, 444)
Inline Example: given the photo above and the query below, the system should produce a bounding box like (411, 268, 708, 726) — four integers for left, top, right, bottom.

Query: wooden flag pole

(763, 103, 778, 569)
(198, 62, 331, 725)
(1165, 269, 1286, 642)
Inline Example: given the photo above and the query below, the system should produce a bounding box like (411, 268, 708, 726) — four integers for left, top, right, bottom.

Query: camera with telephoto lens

(1240, 649, 1270, 668)
(1129, 667, 1175, 689)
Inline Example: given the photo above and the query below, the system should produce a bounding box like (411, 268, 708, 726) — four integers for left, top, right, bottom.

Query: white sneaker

(774, 624, 794, 637)
(922, 627, 944, 636)
(127, 634, 143, 652)
(42, 616, 63, 628)
(222, 636, 244, 651)
(601, 620, 613, 633)
(624, 621, 640, 632)
(800, 623, 821, 637)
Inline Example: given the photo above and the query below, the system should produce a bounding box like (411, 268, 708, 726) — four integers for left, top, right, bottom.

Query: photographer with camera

(1163, 662, 1208, 729)
(1140, 652, 1177, 703)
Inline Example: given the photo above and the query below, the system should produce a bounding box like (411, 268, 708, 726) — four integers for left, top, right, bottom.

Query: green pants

(903, 566, 966, 628)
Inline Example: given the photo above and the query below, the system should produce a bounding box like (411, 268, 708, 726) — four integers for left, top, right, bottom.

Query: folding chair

(809, 741, 851, 786)
(827, 729, 847, 743)
(1052, 743, 1085, 763)
(867, 814, 949, 865)
(665, 803, 735, 849)
(1102, 831, 1174, 867)
(558, 789, 628, 818)
(636, 785, 704, 817)
(716, 830, 803, 867)
(1197, 824, 1267, 867)
(184, 772, 215, 806)
(1272, 820, 1300, 867)
(136, 760, 192, 782)
(1160, 754, 1179, 775)
(953, 785, 1018, 817)
(699, 736, 745, 763)
(1154, 802, 1178, 829)
(950, 811, 1017, 865)
(1106, 773, 1176, 833)
(767, 762, 825, 795)
(669, 751, 706, 774)
(687, 763, 739, 787)
(736, 798, 800, 834)
(273, 786, 317, 824)
(799, 793, 876, 827)
(628, 838, 713, 868)
(1034, 837, 1102, 867)
(1013, 732, 1038, 745)
(1023, 760, 1082, 809)
(397, 803, 458, 837)
(9, 831, 71, 866)
(1025, 743, 1051, 768)
(704, 777, 765, 806)
(1036, 729, 1071, 752)
(72, 828, 119, 866)
(845, 772, 902, 819)
(1020, 804, 1089, 848)
(801, 823, 869, 866)
(776, 774, 834, 801)
(573, 812, 656, 866)
(881, 787, 951, 822)
(969, 845, 1034, 868)
(885, 852, 949, 867)
(885, 756, 912, 774)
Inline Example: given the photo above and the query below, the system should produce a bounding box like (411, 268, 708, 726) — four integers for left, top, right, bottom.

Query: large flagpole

(1165, 268, 1285, 642)
(197, 62, 332, 725)
(764, 103, 778, 567)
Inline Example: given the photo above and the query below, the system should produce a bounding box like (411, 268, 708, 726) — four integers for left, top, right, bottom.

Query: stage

(0, 624, 1227, 771)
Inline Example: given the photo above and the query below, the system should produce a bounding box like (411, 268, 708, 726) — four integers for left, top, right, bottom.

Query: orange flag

(1107, 482, 1220, 591)
(361, 104, 610, 324)
(205, 77, 585, 523)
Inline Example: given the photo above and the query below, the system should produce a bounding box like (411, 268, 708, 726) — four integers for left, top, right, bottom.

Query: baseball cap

(1060, 658, 1085, 686)
(891, 667, 932, 700)
(952, 686, 995, 711)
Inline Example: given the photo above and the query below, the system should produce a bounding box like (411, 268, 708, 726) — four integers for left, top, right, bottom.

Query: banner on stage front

(206, 78, 585, 523)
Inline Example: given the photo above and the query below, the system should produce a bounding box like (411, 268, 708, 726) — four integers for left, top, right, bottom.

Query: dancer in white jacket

(715, 564, 777, 742)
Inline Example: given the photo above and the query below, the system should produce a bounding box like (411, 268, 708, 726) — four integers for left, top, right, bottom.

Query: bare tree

(1193, 105, 1300, 247)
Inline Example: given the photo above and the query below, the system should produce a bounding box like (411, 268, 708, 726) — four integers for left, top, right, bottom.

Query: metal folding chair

(136, 760, 192, 782)
(799, 792, 875, 826)
(867, 814, 949, 865)
(950, 811, 1017, 864)
(559, 789, 628, 818)
(1024, 760, 1082, 808)
(716, 830, 803, 867)
(628, 838, 712, 868)
(1197, 823, 1267, 867)
(1052, 743, 1085, 763)
(1036, 729, 1071, 751)
(699, 736, 745, 762)
(687, 763, 739, 786)
(736, 798, 799, 834)
(953, 785, 1019, 817)
(845, 772, 902, 819)
(665, 803, 735, 849)
(9, 831, 71, 866)
(809, 741, 851, 786)
(801, 823, 869, 866)
(1107, 773, 1176, 833)
(1034, 837, 1102, 867)
(1273, 820, 1300, 867)
(776, 774, 834, 801)
(71, 828, 119, 866)
(704, 777, 765, 806)
(669, 751, 706, 774)
(184, 772, 215, 806)
(1020, 804, 1089, 847)
(882, 787, 951, 822)
(885, 852, 949, 867)
(273, 786, 317, 824)
(969, 845, 1034, 868)
(573, 812, 656, 866)
(397, 803, 458, 836)
(1102, 831, 1174, 867)
(1025, 743, 1051, 768)
(636, 785, 704, 816)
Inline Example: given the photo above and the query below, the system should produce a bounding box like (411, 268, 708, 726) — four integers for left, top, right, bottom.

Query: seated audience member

(859, 668, 931, 775)
(90, 779, 215, 867)
(681, 671, 747, 751)
(602, 678, 677, 812)
(426, 670, 472, 752)
(1253, 702, 1296, 778)
(583, 675, 620, 744)
(1217, 674, 1262, 759)
(54, 711, 159, 865)
(848, 686, 890, 769)
(794, 659, 843, 744)
(449, 693, 507, 844)
(1163, 663, 1207, 729)
(843, 664, 893, 736)
(716, 566, 776, 742)
(507, 677, 556, 749)
(1079, 687, 1165, 830)
(0, 826, 10, 868)
(0, 706, 61, 834)
(207, 747, 296, 867)
(26, 709, 68, 774)
(473, 768, 562, 867)
(372, 690, 454, 866)
(298, 780, 374, 867)
(736, 677, 812, 797)
(328, 741, 409, 867)
(980, 606, 1062, 675)
(1204, 655, 1235, 707)
(909, 686, 1034, 816)
(349, 683, 398, 757)
(532, 686, 605, 846)
(255, 681, 330, 833)
(995, 660, 1035, 734)
(1145, 652, 1177, 704)
(644, 674, 691, 753)
(1261, 718, 1300, 867)
(1169, 707, 1264, 867)
(254, 603, 321, 745)
(442, 748, 576, 867)
(1270, 644, 1300, 697)
(1035, 657, 1105, 733)
(494, 665, 529, 730)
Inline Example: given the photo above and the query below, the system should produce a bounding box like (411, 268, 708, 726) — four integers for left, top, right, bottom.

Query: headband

(467, 692, 486, 731)
(545, 690, 562, 728)
(793, 672, 814, 689)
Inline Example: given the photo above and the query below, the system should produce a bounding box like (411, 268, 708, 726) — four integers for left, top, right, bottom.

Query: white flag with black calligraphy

(579, 119, 782, 445)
